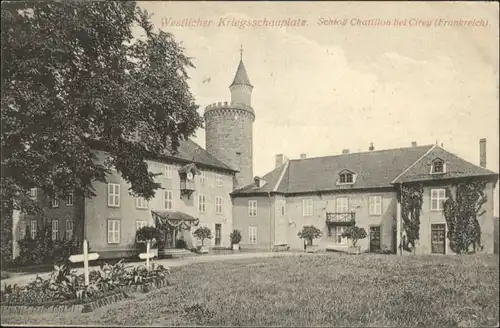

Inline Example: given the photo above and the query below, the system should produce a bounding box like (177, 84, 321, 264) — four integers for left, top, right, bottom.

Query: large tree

(1, 1, 202, 263)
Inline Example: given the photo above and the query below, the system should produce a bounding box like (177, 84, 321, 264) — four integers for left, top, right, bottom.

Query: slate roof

(392, 145, 497, 183)
(230, 60, 252, 87)
(231, 144, 498, 196)
(170, 138, 235, 172)
(88, 137, 236, 173)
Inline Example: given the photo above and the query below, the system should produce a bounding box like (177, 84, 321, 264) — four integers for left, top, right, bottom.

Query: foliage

(193, 227, 212, 247)
(135, 226, 164, 251)
(14, 224, 88, 267)
(443, 180, 487, 254)
(341, 225, 367, 247)
(1, 1, 202, 263)
(1, 260, 171, 306)
(230, 229, 242, 245)
(175, 238, 187, 249)
(297, 225, 322, 245)
(397, 184, 424, 252)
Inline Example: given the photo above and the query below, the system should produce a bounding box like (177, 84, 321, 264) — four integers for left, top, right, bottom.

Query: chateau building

(231, 141, 498, 254)
(12, 51, 254, 259)
(11, 49, 499, 258)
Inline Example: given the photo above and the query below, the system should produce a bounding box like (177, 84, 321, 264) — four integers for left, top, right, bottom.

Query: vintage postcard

(1, 1, 498, 327)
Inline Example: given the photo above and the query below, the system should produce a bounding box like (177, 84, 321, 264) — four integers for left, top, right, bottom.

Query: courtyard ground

(1, 253, 498, 327)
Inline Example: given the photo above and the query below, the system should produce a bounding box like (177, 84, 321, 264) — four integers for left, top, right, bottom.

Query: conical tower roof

(230, 47, 252, 87)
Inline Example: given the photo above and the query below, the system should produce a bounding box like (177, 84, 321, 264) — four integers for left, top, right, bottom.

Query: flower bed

(1, 260, 170, 313)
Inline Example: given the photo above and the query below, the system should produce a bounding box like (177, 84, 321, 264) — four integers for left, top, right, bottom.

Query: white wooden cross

(68, 239, 100, 286)
(138, 240, 157, 271)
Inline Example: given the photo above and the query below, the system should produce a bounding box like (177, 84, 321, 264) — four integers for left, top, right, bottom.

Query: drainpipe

(268, 192, 272, 251)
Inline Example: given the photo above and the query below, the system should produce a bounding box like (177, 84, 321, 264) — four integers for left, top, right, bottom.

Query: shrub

(297, 226, 322, 246)
(193, 227, 212, 247)
(341, 226, 367, 247)
(16, 230, 88, 267)
(230, 229, 242, 245)
(175, 238, 187, 249)
(135, 226, 164, 252)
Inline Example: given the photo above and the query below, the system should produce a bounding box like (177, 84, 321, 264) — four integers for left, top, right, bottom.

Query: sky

(137, 1, 499, 215)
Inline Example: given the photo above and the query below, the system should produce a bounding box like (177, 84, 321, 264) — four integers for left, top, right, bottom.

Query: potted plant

(193, 226, 212, 254)
(135, 226, 164, 256)
(341, 225, 367, 255)
(230, 229, 242, 251)
(297, 225, 322, 253)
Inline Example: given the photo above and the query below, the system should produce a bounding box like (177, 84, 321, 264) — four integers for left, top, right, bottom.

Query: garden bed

(0, 260, 171, 314)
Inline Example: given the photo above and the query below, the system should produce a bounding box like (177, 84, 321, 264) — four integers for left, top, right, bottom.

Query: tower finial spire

(240, 44, 243, 61)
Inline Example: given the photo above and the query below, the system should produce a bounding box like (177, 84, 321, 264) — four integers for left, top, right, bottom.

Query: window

(65, 219, 73, 240)
(333, 226, 348, 244)
(52, 197, 59, 208)
(30, 220, 37, 239)
(216, 174, 223, 187)
(136, 220, 148, 231)
(199, 171, 206, 185)
(336, 197, 349, 213)
(29, 188, 37, 200)
(280, 200, 286, 216)
(339, 173, 354, 184)
(248, 200, 257, 216)
(66, 193, 73, 206)
(215, 196, 223, 214)
(107, 220, 120, 244)
(51, 220, 59, 240)
(302, 199, 313, 217)
(198, 194, 206, 213)
(136, 197, 148, 209)
(369, 196, 382, 216)
(135, 220, 149, 242)
(248, 226, 257, 244)
(107, 183, 120, 207)
(431, 189, 446, 211)
(19, 221, 26, 240)
(164, 190, 173, 210)
(165, 164, 173, 179)
(431, 160, 445, 174)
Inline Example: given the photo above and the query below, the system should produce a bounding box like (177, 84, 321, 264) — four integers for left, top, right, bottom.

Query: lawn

(1, 253, 498, 327)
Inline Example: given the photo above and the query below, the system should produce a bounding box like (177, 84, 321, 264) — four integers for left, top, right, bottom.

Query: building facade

(11, 54, 251, 260)
(232, 141, 498, 255)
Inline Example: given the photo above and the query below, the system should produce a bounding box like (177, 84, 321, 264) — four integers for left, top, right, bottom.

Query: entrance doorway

(164, 227, 178, 249)
(431, 224, 446, 254)
(369, 226, 381, 252)
(215, 224, 221, 246)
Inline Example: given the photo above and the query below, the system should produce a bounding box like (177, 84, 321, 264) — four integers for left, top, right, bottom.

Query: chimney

(275, 154, 284, 168)
(300, 153, 306, 159)
(411, 141, 417, 147)
(480, 138, 486, 168)
(342, 149, 349, 154)
(369, 143, 374, 151)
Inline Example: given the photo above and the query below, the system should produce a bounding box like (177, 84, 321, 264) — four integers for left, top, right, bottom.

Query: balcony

(325, 212, 356, 225)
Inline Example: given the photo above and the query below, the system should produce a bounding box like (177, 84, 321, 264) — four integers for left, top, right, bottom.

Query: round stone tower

(204, 47, 254, 189)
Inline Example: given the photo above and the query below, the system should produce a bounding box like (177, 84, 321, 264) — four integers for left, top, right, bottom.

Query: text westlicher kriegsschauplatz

(161, 17, 491, 28)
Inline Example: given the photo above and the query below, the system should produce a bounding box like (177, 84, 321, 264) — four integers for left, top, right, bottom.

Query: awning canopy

(152, 211, 200, 230)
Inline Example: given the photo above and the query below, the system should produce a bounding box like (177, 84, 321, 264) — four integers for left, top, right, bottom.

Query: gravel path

(1, 251, 315, 290)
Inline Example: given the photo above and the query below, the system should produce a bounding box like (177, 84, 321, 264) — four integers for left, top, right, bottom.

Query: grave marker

(68, 239, 99, 286)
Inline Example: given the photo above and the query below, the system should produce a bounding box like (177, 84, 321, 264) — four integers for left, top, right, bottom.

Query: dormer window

(339, 173, 353, 184)
(337, 170, 356, 185)
(430, 158, 446, 174)
(253, 176, 267, 188)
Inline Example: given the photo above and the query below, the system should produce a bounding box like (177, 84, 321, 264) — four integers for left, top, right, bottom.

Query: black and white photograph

(1, 1, 499, 326)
